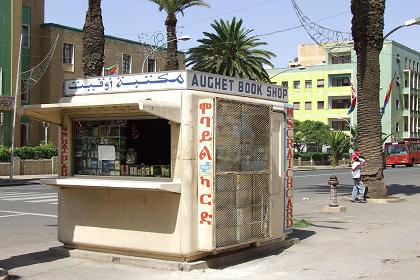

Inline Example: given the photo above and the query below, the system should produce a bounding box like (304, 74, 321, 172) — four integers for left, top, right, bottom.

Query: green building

(269, 41, 420, 140)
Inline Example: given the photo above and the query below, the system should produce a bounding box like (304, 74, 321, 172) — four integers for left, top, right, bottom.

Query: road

(0, 184, 58, 249)
(0, 166, 419, 279)
(293, 165, 420, 215)
(1, 166, 419, 250)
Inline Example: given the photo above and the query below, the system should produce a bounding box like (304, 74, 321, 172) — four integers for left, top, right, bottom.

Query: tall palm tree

(148, 0, 209, 71)
(351, 0, 387, 198)
(186, 18, 275, 83)
(82, 0, 105, 77)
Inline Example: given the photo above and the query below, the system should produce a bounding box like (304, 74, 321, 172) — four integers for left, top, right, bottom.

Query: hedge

(294, 152, 351, 161)
(0, 144, 58, 162)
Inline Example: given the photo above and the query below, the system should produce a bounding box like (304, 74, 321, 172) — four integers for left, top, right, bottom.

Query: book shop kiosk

(23, 70, 295, 261)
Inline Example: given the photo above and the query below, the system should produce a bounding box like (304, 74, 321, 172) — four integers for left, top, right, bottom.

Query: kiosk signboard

(64, 70, 288, 104)
(197, 98, 215, 251)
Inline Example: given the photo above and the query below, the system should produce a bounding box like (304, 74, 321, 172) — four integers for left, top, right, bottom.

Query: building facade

(269, 41, 420, 140)
(0, 0, 185, 147)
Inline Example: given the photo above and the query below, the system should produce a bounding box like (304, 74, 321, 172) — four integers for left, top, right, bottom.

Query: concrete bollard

(328, 175, 339, 207)
(322, 175, 346, 213)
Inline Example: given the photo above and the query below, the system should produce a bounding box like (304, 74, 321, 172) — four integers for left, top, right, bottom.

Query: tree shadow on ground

(207, 229, 316, 269)
(387, 184, 420, 196)
(0, 248, 68, 271)
(288, 228, 316, 241)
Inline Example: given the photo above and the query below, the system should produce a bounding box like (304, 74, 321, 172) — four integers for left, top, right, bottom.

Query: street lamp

(383, 17, 420, 40)
(141, 34, 191, 73)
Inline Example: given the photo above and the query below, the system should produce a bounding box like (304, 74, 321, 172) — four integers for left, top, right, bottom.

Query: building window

(122, 54, 132, 74)
(331, 121, 349, 131)
(404, 95, 409, 109)
(293, 102, 300, 110)
(404, 117, 408, 132)
(63, 43, 74, 64)
(147, 58, 156, 73)
(20, 79, 29, 103)
(317, 101, 324, 109)
(20, 123, 29, 146)
(22, 24, 30, 49)
(305, 80, 312, 88)
(331, 98, 351, 109)
(404, 70, 410, 88)
(281, 81, 288, 88)
(331, 52, 351, 64)
(396, 122, 400, 132)
(396, 99, 400, 109)
(293, 81, 300, 89)
(305, 101, 312, 110)
(317, 79, 324, 88)
(73, 119, 171, 177)
(330, 75, 351, 87)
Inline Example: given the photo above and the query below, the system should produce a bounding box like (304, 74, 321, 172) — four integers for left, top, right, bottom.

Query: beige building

(0, 0, 185, 147)
(39, 23, 185, 145)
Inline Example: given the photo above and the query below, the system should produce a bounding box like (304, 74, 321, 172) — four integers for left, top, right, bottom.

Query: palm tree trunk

(165, 13, 179, 71)
(351, 0, 387, 198)
(82, 0, 105, 77)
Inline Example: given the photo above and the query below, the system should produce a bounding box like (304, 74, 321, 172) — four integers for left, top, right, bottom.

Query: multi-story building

(269, 41, 420, 140)
(0, 0, 185, 147)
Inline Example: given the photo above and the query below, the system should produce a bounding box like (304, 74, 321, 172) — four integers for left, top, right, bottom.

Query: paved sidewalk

(2, 169, 420, 279)
(1, 188, 419, 279)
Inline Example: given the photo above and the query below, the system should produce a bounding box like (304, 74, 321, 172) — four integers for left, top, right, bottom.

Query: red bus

(384, 139, 420, 167)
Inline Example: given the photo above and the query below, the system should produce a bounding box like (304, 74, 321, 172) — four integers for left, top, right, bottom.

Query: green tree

(327, 131, 350, 166)
(351, 0, 387, 198)
(82, 0, 105, 77)
(148, 0, 210, 71)
(294, 120, 330, 152)
(186, 17, 275, 82)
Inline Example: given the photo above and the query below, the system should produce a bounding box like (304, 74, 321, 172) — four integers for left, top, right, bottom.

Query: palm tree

(148, 0, 209, 71)
(186, 17, 275, 83)
(351, 0, 387, 198)
(82, 0, 105, 77)
(327, 131, 350, 166)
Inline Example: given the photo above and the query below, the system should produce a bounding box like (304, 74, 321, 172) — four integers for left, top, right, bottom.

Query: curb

(0, 179, 41, 187)
(0, 268, 8, 280)
(49, 238, 299, 271)
(342, 196, 406, 204)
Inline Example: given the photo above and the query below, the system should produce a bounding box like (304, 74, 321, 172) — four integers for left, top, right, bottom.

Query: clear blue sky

(45, 0, 420, 67)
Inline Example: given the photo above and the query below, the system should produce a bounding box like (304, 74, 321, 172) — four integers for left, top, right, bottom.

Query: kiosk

(23, 70, 294, 261)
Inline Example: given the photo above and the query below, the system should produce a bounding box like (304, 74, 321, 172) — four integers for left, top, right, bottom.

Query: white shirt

(351, 158, 365, 178)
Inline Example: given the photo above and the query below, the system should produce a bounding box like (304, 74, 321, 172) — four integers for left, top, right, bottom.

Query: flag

(104, 64, 119, 76)
(381, 73, 395, 117)
(348, 81, 357, 114)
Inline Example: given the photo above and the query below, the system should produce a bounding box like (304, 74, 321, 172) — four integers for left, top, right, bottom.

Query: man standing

(351, 151, 366, 203)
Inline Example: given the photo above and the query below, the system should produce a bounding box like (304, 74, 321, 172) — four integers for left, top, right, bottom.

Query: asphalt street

(0, 166, 419, 279)
(0, 184, 58, 249)
(293, 165, 420, 215)
(0, 166, 419, 252)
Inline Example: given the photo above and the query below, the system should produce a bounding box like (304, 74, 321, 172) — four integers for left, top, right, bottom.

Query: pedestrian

(351, 151, 366, 203)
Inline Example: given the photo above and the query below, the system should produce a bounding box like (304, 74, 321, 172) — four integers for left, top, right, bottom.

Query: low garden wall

(0, 156, 59, 176)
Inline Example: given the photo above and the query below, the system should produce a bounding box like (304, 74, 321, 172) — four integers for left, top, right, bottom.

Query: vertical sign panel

(197, 98, 215, 251)
(285, 107, 294, 230)
(60, 126, 69, 176)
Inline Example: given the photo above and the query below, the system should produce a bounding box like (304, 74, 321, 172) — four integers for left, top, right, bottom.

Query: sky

(44, 0, 420, 68)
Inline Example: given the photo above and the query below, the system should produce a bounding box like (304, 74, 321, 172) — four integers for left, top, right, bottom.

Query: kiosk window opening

(73, 118, 171, 177)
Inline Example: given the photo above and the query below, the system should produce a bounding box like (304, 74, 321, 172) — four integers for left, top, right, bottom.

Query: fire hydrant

(328, 175, 339, 207)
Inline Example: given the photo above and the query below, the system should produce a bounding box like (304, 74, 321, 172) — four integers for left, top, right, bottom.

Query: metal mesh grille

(214, 99, 271, 248)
